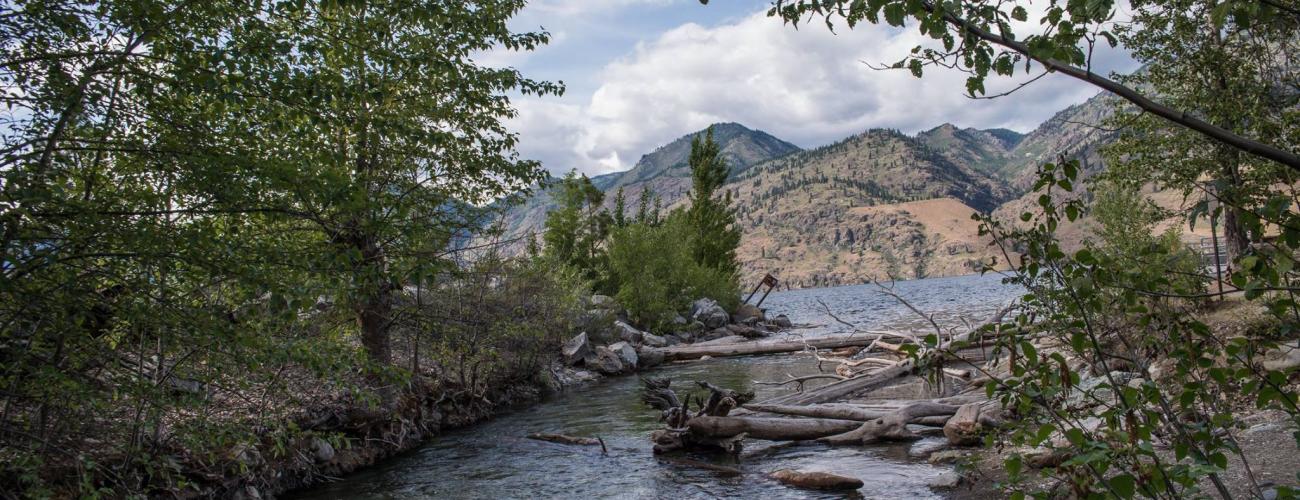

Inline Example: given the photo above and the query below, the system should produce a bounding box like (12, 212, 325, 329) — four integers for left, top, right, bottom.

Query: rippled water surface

(292, 274, 1021, 499)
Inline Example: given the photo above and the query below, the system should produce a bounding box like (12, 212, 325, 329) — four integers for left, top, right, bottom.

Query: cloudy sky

(488, 0, 1138, 176)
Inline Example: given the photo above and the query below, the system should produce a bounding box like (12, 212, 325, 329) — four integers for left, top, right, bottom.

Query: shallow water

(292, 274, 1021, 499)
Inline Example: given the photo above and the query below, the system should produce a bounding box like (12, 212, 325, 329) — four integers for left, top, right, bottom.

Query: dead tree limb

(818, 402, 960, 445)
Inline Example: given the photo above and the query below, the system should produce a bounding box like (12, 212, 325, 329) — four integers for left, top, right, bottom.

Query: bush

(606, 211, 739, 331)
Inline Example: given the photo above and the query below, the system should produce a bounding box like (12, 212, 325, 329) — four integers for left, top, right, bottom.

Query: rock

(230, 443, 263, 468)
(638, 347, 665, 369)
(768, 469, 863, 491)
(1263, 341, 1300, 371)
(672, 314, 688, 325)
(587, 348, 625, 375)
(579, 308, 619, 343)
(561, 332, 591, 366)
(609, 341, 639, 370)
(699, 328, 735, 342)
(699, 355, 713, 361)
(613, 321, 644, 344)
(726, 324, 766, 339)
(909, 439, 949, 458)
(772, 314, 794, 328)
(664, 333, 684, 346)
(690, 298, 731, 329)
(310, 437, 335, 464)
(590, 294, 618, 309)
(641, 332, 668, 348)
(927, 450, 967, 464)
(928, 472, 963, 490)
(732, 303, 765, 325)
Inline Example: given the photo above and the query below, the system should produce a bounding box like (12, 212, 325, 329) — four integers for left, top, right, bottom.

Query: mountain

(495, 90, 1123, 288)
(492, 123, 801, 245)
(725, 128, 1015, 287)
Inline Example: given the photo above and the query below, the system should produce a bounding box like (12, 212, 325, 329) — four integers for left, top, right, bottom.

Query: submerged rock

(768, 469, 863, 491)
(561, 332, 591, 366)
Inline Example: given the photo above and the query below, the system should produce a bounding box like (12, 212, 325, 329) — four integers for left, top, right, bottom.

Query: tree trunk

(687, 416, 864, 441)
(1218, 146, 1250, 262)
(650, 335, 887, 361)
(818, 402, 959, 445)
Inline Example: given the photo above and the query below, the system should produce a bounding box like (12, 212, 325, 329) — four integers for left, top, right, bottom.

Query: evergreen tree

(612, 187, 628, 228)
(686, 127, 742, 278)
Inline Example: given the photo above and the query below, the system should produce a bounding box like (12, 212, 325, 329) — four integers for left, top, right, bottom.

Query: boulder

(690, 298, 731, 329)
(609, 341, 639, 370)
(641, 332, 668, 348)
(672, 314, 688, 326)
(772, 314, 794, 328)
(561, 332, 591, 366)
(589, 294, 618, 309)
(587, 348, 625, 375)
(768, 469, 863, 491)
(1263, 341, 1300, 371)
(927, 450, 967, 465)
(726, 324, 767, 339)
(638, 347, 665, 369)
(613, 321, 644, 344)
(732, 303, 765, 325)
(310, 437, 335, 464)
(578, 308, 619, 343)
(699, 328, 735, 343)
(928, 472, 963, 490)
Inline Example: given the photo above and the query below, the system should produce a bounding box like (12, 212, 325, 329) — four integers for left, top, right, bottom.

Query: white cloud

(510, 6, 1137, 175)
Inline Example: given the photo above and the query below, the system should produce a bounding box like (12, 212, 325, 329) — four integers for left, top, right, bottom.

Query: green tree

(612, 186, 629, 228)
(686, 126, 742, 279)
(763, 0, 1300, 171)
(542, 171, 611, 285)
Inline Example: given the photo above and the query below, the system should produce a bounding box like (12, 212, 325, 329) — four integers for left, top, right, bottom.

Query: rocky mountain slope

(497, 91, 1119, 288)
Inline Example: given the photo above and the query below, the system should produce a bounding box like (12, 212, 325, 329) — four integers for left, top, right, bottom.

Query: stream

(291, 274, 1021, 499)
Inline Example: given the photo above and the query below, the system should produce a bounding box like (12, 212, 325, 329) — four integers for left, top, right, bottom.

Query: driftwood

(687, 416, 864, 441)
(642, 378, 756, 453)
(769, 469, 864, 491)
(648, 336, 886, 361)
(818, 402, 960, 445)
(943, 401, 1003, 446)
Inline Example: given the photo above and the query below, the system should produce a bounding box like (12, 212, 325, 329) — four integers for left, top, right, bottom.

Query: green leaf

(1108, 474, 1136, 498)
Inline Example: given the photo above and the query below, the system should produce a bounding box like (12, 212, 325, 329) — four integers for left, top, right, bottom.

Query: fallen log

(943, 401, 1003, 446)
(818, 402, 960, 445)
(757, 360, 916, 407)
(687, 416, 864, 441)
(649, 335, 889, 361)
(769, 469, 864, 491)
(527, 433, 602, 446)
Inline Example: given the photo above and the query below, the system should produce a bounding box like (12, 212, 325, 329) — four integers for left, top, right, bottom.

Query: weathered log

(769, 469, 864, 491)
(757, 361, 916, 407)
(687, 416, 864, 441)
(696, 381, 753, 417)
(818, 402, 960, 445)
(649, 335, 889, 361)
(744, 402, 905, 421)
(527, 433, 602, 446)
(943, 401, 1003, 446)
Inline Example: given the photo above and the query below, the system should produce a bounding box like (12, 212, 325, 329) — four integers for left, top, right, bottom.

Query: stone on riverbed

(768, 469, 863, 491)
(562, 332, 591, 366)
